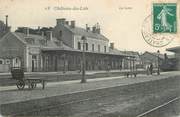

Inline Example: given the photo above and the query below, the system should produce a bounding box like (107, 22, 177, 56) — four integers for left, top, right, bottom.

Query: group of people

(146, 63, 153, 75)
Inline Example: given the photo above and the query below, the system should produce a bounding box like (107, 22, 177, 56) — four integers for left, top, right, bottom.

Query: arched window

(78, 42, 81, 50)
(86, 43, 88, 51)
(104, 46, 106, 53)
(15, 58, 18, 63)
(92, 44, 94, 51)
(13, 58, 21, 67)
(98, 45, 100, 52)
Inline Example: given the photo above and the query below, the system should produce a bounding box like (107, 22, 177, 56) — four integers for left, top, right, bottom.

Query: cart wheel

(16, 80, 25, 90)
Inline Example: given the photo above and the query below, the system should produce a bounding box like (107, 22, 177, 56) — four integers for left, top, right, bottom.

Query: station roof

(42, 47, 133, 57)
(13, 32, 58, 48)
(166, 46, 180, 53)
(0, 32, 133, 58)
(141, 51, 165, 59)
(58, 24, 109, 41)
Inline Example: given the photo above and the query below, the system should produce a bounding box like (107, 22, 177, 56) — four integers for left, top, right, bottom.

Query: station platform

(0, 69, 145, 79)
(0, 71, 180, 105)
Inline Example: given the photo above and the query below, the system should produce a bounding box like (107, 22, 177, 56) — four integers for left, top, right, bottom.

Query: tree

(15, 27, 53, 36)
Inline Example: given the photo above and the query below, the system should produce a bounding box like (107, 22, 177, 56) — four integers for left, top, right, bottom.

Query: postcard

(0, 0, 180, 117)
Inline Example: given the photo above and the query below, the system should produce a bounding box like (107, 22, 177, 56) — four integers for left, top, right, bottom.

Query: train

(160, 58, 179, 71)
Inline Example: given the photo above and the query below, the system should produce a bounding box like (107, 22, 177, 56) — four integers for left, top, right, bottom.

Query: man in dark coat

(149, 63, 153, 75)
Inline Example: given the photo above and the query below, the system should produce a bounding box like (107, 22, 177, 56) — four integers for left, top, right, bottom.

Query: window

(86, 43, 88, 51)
(25, 37, 35, 44)
(92, 44, 94, 51)
(0, 60, 3, 64)
(13, 58, 20, 67)
(32, 55, 37, 59)
(15, 58, 18, 64)
(59, 30, 62, 37)
(78, 42, 81, 50)
(98, 45, 100, 52)
(6, 59, 10, 64)
(104, 46, 106, 53)
(39, 40, 46, 46)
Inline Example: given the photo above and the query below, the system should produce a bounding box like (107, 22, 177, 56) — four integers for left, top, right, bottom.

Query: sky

(0, 0, 180, 54)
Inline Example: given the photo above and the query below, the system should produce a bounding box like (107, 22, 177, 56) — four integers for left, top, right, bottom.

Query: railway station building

(140, 51, 165, 69)
(0, 18, 135, 72)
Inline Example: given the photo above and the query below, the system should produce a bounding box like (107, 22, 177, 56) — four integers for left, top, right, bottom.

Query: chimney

(92, 26, 96, 33)
(37, 26, 41, 34)
(65, 21, 69, 25)
(41, 31, 44, 37)
(56, 18, 66, 25)
(110, 43, 114, 49)
(96, 28, 100, 34)
(25, 27, 29, 36)
(86, 24, 90, 32)
(164, 53, 168, 60)
(46, 31, 53, 41)
(5, 15, 8, 28)
(70, 20, 75, 28)
(96, 23, 100, 34)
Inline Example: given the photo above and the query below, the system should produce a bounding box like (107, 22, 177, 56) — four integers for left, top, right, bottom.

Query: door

(32, 60, 35, 72)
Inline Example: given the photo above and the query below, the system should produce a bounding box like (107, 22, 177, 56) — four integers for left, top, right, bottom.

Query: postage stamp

(153, 3, 177, 33)
(142, 3, 177, 47)
(142, 14, 174, 47)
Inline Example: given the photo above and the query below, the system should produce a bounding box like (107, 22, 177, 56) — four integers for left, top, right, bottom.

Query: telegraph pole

(157, 50, 160, 75)
(81, 36, 87, 83)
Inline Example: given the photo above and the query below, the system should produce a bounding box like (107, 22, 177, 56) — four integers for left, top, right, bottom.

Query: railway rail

(136, 96, 180, 117)
(2, 73, 179, 117)
(12, 94, 180, 116)
(11, 93, 113, 116)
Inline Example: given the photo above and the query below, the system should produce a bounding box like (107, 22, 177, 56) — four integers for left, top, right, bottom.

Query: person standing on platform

(149, 63, 153, 75)
(146, 64, 150, 75)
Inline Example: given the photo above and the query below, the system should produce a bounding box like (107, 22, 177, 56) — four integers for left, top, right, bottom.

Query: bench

(147, 69, 160, 75)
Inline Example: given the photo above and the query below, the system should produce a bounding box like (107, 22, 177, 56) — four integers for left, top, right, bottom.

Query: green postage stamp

(153, 3, 177, 33)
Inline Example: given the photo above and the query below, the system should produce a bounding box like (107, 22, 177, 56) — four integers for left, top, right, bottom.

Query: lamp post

(81, 36, 87, 83)
(132, 57, 135, 72)
(62, 54, 66, 74)
(157, 50, 160, 75)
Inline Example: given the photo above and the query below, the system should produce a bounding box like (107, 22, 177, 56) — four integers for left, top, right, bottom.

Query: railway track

(11, 93, 114, 116)
(3, 75, 179, 117)
(136, 96, 180, 117)
(13, 93, 180, 116)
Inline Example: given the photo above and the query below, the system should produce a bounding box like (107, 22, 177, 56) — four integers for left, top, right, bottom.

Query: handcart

(11, 67, 46, 90)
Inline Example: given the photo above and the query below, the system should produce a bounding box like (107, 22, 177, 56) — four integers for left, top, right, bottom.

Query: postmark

(142, 14, 174, 47)
(142, 3, 177, 47)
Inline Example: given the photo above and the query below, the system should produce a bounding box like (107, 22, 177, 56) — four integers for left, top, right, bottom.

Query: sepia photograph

(0, 0, 180, 116)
